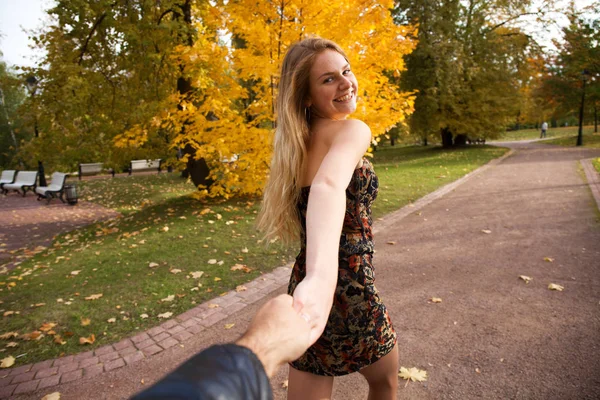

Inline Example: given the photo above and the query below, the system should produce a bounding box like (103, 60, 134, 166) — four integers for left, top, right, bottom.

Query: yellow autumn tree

(119, 0, 416, 199)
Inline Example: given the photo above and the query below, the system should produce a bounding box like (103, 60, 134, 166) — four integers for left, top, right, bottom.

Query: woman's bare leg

(287, 366, 334, 400)
(358, 343, 399, 400)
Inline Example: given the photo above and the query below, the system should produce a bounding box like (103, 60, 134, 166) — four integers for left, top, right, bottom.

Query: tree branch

(157, 9, 175, 25)
(484, 12, 539, 35)
(78, 13, 107, 65)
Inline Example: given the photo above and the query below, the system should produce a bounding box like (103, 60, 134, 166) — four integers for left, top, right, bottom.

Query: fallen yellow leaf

(0, 332, 19, 339)
(386, 241, 396, 245)
(548, 283, 564, 291)
(224, 323, 235, 329)
(429, 297, 442, 303)
(398, 366, 428, 384)
(0, 355, 15, 368)
(71, 270, 81, 276)
(235, 285, 247, 292)
(161, 295, 175, 302)
(190, 271, 204, 279)
(79, 334, 96, 345)
(158, 312, 173, 319)
(230, 264, 252, 273)
(54, 335, 67, 345)
(208, 303, 220, 309)
(170, 269, 182, 274)
(207, 259, 217, 265)
(107, 318, 116, 323)
(41, 392, 61, 400)
(21, 331, 43, 341)
(39, 322, 57, 332)
(85, 293, 103, 300)
(519, 275, 532, 284)
(544, 257, 554, 262)
(5, 342, 18, 348)
(214, 277, 222, 282)
(81, 318, 91, 326)
(140, 314, 149, 319)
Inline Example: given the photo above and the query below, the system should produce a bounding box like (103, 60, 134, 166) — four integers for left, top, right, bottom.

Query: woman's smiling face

(307, 49, 358, 121)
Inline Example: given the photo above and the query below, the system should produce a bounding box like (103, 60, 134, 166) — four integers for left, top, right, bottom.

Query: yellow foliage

(117, 1, 416, 199)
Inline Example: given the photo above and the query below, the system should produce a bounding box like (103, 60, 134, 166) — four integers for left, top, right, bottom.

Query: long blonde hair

(256, 37, 348, 244)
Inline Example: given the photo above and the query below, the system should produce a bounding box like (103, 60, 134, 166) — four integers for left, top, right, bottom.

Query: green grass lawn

(543, 132, 600, 148)
(593, 158, 600, 174)
(371, 145, 507, 216)
(0, 144, 508, 365)
(497, 125, 596, 142)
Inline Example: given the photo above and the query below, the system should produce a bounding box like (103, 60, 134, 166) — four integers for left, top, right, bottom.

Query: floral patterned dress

(288, 158, 397, 376)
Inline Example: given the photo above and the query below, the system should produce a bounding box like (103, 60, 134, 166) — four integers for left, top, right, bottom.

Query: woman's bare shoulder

(315, 118, 371, 146)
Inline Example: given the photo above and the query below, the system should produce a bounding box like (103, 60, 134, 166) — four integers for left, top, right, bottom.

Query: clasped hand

(292, 276, 336, 345)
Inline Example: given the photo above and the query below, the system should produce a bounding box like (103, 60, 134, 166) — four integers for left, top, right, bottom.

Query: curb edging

(581, 158, 600, 211)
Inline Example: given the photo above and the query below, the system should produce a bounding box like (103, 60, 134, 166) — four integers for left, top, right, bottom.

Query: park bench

(78, 163, 115, 180)
(35, 172, 69, 204)
(0, 170, 17, 190)
(2, 171, 38, 196)
(129, 159, 162, 175)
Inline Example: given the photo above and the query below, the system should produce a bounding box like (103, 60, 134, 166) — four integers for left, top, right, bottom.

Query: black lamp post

(25, 76, 40, 138)
(25, 76, 47, 186)
(576, 70, 589, 147)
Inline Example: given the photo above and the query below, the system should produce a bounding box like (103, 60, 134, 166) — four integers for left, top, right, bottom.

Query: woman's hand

(292, 276, 336, 345)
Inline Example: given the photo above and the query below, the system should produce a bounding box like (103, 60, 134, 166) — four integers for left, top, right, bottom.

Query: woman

(257, 37, 398, 400)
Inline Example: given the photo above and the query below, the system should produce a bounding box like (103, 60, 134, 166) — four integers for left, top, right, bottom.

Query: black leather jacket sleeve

(131, 344, 273, 400)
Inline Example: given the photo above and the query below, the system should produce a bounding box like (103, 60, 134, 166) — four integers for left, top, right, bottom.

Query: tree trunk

(173, 1, 210, 187)
(440, 127, 453, 148)
(422, 137, 428, 146)
(390, 136, 395, 146)
(595, 105, 597, 133)
(0, 89, 18, 151)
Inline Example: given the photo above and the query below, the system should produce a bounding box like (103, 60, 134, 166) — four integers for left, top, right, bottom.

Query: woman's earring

(305, 107, 311, 123)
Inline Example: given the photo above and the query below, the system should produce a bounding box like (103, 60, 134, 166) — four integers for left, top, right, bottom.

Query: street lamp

(25, 75, 46, 186)
(577, 70, 589, 146)
(25, 76, 40, 138)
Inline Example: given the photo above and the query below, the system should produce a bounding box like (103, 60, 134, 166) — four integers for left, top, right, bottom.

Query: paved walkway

(2, 141, 600, 399)
(0, 195, 119, 273)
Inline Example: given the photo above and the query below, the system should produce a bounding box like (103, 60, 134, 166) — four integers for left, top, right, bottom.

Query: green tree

(18, 0, 193, 172)
(540, 6, 599, 134)
(0, 58, 27, 168)
(395, 0, 545, 146)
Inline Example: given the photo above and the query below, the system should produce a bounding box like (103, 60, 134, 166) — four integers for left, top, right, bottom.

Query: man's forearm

(131, 344, 273, 400)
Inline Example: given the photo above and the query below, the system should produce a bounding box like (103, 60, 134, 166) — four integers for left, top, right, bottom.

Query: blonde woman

(257, 37, 398, 400)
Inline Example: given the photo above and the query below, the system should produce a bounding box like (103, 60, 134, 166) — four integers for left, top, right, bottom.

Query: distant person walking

(540, 121, 548, 138)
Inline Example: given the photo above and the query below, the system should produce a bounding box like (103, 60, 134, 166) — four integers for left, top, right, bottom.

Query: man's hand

(236, 294, 311, 377)
(292, 276, 335, 345)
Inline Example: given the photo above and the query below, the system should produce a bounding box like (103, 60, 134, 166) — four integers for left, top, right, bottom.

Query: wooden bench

(0, 170, 17, 190)
(2, 171, 38, 196)
(78, 163, 115, 180)
(129, 159, 162, 175)
(35, 172, 69, 204)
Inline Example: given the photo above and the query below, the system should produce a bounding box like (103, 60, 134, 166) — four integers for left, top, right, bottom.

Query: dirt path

(0, 194, 118, 272)
(9, 141, 600, 400)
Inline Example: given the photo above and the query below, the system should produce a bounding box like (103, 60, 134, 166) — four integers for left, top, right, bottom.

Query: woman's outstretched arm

(293, 119, 371, 344)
